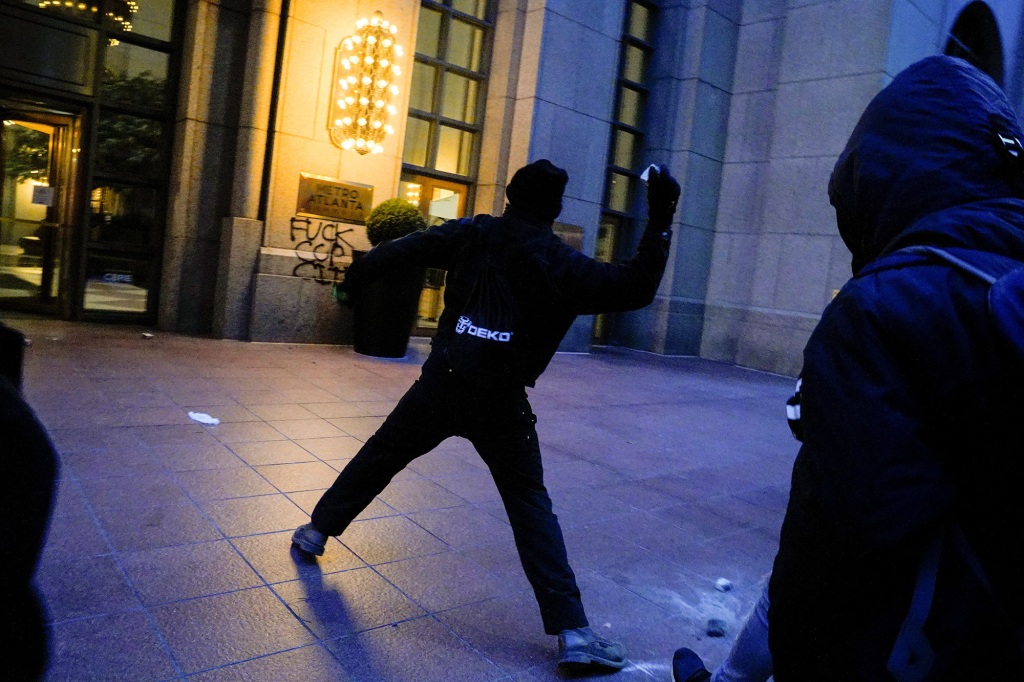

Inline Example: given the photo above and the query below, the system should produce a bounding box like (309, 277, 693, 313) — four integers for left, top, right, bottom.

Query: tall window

(595, 0, 655, 341)
(87, 9, 178, 316)
(404, 0, 492, 178)
(403, 0, 493, 330)
(945, 1, 1004, 86)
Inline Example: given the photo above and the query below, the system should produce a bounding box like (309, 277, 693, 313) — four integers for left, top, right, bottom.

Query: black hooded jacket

(346, 210, 671, 387)
(769, 56, 1024, 680)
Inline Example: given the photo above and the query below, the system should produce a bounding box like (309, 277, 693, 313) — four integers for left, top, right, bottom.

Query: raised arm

(539, 165, 680, 314)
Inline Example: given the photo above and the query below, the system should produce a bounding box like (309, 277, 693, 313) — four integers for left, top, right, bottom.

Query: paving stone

(9, 320, 796, 679)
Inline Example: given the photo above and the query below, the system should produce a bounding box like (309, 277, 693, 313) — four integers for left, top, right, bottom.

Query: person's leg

(469, 394, 586, 635)
(468, 393, 625, 668)
(712, 582, 772, 682)
(309, 375, 451, 537)
(673, 581, 773, 682)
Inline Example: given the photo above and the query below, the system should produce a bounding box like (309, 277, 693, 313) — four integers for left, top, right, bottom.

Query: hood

(829, 55, 1024, 274)
(504, 159, 568, 224)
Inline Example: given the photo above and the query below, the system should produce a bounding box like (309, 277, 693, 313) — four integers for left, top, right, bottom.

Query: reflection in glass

(123, 0, 175, 41)
(32, 0, 173, 43)
(447, 20, 483, 71)
(398, 180, 422, 209)
(416, 7, 443, 58)
(436, 126, 473, 175)
(623, 44, 648, 84)
(607, 171, 633, 213)
(441, 73, 478, 123)
(596, 214, 620, 263)
(402, 116, 431, 167)
(0, 120, 52, 300)
(101, 44, 169, 108)
(617, 87, 642, 127)
(84, 250, 149, 312)
(628, 1, 652, 42)
(31, 0, 142, 43)
(89, 184, 157, 246)
(428, 186, 459, 224)
(592, 214, 622, 341)
(612, 130, 637, 169)
(410, 62, 438, 111)
(95, 112, 163, 179)
(452, 0, 488, 19)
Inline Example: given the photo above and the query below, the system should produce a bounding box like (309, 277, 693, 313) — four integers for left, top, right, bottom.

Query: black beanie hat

(505, 159, 568, 223)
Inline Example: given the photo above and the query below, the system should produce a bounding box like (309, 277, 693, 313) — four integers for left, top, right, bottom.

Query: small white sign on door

(31, 185, 55, 207)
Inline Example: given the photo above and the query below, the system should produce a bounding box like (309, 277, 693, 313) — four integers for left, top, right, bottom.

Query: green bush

(365, 198, 427, 247)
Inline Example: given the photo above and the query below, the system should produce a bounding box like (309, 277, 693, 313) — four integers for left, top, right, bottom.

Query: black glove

(334, 259, 364, 308)
(646, 165, 680, 221)
(333, 280, 355, 308)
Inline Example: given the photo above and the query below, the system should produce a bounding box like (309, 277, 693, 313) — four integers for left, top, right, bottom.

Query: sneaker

(291, 523, 327, 556)
(557, 626, 627, 669)
(672, 647, 712, 682)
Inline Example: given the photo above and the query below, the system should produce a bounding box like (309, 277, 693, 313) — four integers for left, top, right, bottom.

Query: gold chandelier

(329, 11, 403, 155)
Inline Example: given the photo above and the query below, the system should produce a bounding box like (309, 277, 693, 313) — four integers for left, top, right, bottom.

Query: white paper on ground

(188, 411, 220, 426)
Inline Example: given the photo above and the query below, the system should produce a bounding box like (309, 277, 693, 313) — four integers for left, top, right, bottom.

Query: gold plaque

(296, 173, 373, 223)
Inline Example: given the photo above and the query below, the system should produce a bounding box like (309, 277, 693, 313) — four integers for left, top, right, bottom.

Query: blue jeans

(713, 581, 773, 682)
(311, 353, 588, 634)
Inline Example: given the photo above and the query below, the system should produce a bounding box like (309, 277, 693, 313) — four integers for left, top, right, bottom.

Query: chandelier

(37, 0, 138, 45)
(329, 11, 403, 155)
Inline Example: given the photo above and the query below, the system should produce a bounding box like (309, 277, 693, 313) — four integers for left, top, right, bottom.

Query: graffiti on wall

(290, 216, 358, 284)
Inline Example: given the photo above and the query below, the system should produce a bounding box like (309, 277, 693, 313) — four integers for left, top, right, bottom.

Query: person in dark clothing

(767, 56, 1024, 680)
(293, 159, 680, 669)
(0, 323, 58, 681)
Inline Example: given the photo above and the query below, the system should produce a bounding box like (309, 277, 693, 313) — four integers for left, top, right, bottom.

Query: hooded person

(767, 56, 1024, 680)
(292, 159, 680, 669)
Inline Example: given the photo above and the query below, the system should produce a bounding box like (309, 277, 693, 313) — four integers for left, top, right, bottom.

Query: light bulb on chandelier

(329, 11, 403, 155)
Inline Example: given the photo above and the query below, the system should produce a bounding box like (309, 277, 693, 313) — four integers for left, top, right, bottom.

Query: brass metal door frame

(401, 173, 469, 334)
(0, 105, 81, 315)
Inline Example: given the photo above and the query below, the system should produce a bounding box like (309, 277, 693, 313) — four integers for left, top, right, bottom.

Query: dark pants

(1, 372, 58, 681)
(311, 354, 587, 634)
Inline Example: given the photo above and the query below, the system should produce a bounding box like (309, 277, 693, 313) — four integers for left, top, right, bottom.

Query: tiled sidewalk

(5, 314, 797, 681)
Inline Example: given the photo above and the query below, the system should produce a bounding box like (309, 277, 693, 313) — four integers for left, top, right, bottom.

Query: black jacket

(347, 211, 671, 386)
(769, 56, 1024, 680)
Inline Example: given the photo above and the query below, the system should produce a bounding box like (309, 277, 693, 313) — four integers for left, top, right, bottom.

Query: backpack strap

(897, 245, 998, 284)
(883, 246, 1024, 364)
(876, 245, 1024, 677)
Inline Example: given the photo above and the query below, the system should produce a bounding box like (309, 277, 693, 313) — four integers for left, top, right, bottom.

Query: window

(403, 0, 493, 179)
(85, 0, 180, 316)
(595, 0, 655, 342)
(945, 1, 1004, 86)
(404, 0, 495, 333)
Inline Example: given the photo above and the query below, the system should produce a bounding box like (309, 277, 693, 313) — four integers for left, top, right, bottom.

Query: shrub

(365, 198, 427, 247)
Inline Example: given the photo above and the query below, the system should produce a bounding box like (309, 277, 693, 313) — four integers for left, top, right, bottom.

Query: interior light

(329, 11, 402, 154)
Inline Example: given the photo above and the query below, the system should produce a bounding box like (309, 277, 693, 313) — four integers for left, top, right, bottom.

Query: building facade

(1, 0, 1022, 376)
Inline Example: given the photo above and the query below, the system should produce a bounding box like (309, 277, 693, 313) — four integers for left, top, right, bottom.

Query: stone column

(213, 0, 282, 339)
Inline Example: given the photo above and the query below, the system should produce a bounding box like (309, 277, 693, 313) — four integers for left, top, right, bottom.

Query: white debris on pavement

(188, 411, 220, 426)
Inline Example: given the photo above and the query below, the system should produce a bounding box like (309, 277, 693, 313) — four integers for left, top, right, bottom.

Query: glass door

(0, 111, 78, 312)
(399, 173, 468, 331)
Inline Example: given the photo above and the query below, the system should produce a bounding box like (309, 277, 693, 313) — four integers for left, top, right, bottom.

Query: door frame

(400, 173, 470, 335)
(0, 104, 84, 316)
